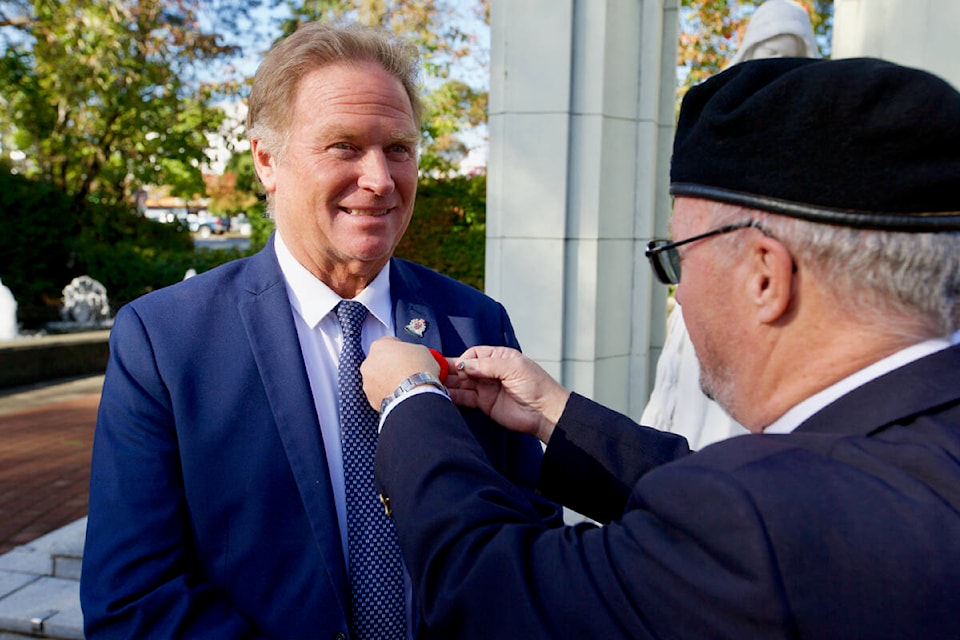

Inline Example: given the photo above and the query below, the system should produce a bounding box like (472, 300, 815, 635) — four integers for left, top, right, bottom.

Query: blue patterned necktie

(335, 300, 406, 640)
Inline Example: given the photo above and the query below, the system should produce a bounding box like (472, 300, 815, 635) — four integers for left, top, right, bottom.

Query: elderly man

(361, 57, 960, 639)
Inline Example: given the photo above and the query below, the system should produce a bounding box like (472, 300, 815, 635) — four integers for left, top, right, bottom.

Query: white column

(833, 0, 960, 88)
(487, 0, 677, 418)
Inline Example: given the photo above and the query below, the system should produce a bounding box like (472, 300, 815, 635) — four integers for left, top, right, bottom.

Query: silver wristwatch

(379, 371, 448, 414)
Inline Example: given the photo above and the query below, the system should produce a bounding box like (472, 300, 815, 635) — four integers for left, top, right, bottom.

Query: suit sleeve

(455, 300, 564, 526)
(538, 393, 692, 522)
(80, 305, 265, 639)
(375, 394, 793, 640)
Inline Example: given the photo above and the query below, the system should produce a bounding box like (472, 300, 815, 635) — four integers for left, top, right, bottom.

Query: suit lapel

(237, 237, 349, 605)
(390, 259, 443, 352)
(797, 344, 960, 437)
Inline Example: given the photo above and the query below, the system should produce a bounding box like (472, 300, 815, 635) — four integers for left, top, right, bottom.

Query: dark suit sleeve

(375, 394, 793, 640)
(81, 305, 265, 639)
(450, 297, 563, 526)
(538, 393, 692, 522)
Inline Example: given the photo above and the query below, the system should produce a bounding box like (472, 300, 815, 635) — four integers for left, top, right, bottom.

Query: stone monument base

(0, 331, 110, 390)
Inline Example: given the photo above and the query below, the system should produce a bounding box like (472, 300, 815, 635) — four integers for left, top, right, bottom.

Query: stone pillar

(833, 0, 960, 88)
(487, 0, 678, 418)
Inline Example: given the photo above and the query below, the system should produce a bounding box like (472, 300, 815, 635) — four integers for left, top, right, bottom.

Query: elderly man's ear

(747, 235, 796, 324)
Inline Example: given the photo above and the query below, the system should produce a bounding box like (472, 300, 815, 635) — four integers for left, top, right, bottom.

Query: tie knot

(336, 300, 368, 337)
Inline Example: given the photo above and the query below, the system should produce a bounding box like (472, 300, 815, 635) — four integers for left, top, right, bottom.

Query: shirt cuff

(378, 386, 451, 432)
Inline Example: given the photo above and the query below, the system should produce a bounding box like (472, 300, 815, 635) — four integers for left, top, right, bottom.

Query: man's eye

(387, 144, 413, 157)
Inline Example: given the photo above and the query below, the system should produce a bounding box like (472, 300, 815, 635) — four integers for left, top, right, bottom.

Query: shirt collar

(274, 231, 393, 331)
(763, 337, 954, 434)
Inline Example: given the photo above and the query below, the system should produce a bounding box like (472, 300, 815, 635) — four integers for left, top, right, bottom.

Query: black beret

(671, 57, 960, 230)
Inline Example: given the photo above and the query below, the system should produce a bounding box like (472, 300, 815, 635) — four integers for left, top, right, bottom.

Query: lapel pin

(404, 318, 427, 338)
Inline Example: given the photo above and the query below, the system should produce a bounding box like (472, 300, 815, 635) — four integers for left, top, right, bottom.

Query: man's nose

(357, 150, 395, 196)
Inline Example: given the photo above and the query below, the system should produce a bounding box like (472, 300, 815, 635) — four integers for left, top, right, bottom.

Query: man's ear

(747, 236, 795, 324)
(251, 139, 277, 193)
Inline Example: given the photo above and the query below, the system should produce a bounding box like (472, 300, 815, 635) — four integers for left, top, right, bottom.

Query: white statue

(0, 276, 17, 341)
(642, 0, 819, 448)
(641, 303, 749, 449)
(726, 0, 820, 67)
(61, 275, 111, 325)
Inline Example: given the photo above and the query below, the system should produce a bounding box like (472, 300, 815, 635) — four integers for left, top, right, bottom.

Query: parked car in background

(187, 212, 227, 238)
(144, 208, 227, 238)
(143, 207, 187, 225)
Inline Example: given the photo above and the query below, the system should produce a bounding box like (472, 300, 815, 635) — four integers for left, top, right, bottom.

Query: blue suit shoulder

(391, 257, 504, 314)
(126, 253, 263, 308)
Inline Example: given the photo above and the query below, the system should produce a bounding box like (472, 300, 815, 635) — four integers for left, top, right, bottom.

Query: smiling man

(80, 22, 557, 640)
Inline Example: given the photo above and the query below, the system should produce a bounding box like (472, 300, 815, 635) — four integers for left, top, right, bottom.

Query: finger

(456, 345, 522, 361)
(447, 387, 480, 408)
(456, 353, 525, 382)
(457, 345, 497, 361)
(445, 369, 480, 390)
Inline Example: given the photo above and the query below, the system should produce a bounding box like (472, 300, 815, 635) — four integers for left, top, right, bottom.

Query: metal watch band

(379, 371, 448, 414)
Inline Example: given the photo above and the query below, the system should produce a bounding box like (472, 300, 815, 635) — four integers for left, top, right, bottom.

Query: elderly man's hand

(447, 346, 570, 444)
(361, 337, 440, 411)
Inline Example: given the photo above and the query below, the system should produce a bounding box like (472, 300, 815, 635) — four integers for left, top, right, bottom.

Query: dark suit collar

(796, 344, 960, 437)
(237, 235, 350, 608)
(389, 258, 443, 352)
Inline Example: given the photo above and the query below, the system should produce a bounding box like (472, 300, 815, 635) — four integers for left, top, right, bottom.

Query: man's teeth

(344, 208, 389, 216)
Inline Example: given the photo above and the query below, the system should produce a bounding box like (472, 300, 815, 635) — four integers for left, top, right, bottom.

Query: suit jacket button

(333, 633, 347, 640)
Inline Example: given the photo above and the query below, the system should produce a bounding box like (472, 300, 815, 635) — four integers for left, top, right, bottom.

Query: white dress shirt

(275, 232, 415, 638)
(764, 337, 954, 434)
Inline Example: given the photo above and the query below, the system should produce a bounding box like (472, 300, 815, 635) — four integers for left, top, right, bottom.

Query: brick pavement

(0, 377, 102, 555)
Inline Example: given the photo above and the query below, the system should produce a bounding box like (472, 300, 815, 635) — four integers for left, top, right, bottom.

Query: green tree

(395, 174, 487, 291)
(678, 0, 833, 96)
(0, 160, 201, 324)
(0, 0, 275, 209)
(420, 78, 487, 175)
(220, 151, 275, 250)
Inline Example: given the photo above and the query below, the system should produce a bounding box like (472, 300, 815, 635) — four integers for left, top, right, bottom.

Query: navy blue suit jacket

(80, 237, 555, 639)
(375, 345, 960, 639)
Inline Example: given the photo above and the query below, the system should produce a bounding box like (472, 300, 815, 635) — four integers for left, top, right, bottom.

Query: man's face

(670, 198, 744, 417)
(254, 60, 419, 291)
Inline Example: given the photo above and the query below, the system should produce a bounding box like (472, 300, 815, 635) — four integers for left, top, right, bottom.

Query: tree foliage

(0, 159, 202, 325)
(0, 0, 489, 210)
(678, 0, 833, 97)
(396, 174, 487, 291)
(0, 0, 279, 208)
